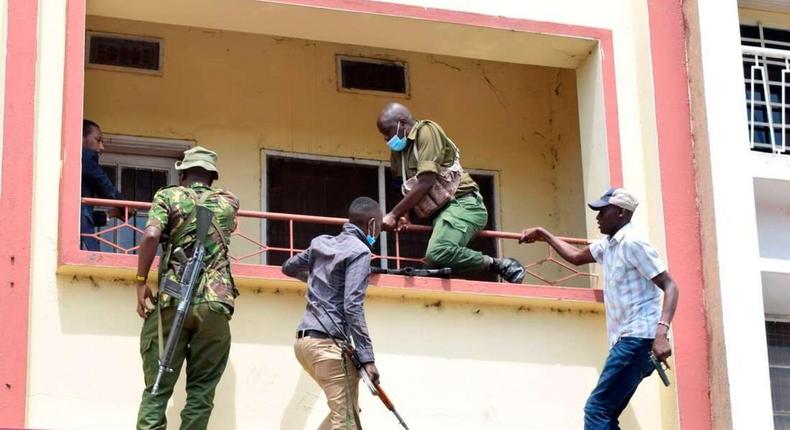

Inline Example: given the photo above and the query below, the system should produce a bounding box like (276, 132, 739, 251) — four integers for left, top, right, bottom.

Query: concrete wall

(23, 0, 679, 428)
(82, 15, 587, 273)
(682, 1, 776, 428)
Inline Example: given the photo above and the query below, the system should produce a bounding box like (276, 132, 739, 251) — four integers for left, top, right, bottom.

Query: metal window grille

(742, 24, 790, 154)
(766, 320, 790, 429)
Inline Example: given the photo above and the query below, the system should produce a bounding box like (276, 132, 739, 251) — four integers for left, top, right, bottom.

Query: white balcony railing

(743, 45, 790, 154)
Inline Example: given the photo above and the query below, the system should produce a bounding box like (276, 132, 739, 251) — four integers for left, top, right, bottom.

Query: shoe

(494, 257, 526, 283)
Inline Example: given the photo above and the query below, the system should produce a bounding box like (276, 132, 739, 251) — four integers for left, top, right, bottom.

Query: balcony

(59, 1, 625, 312)
(77, 197, 601, 307)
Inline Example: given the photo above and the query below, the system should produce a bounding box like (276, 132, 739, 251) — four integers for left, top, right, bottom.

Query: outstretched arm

(520, 227, 595, 266)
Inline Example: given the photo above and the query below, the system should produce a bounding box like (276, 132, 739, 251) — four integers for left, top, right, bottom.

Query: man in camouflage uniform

(133, 146, 239, 430)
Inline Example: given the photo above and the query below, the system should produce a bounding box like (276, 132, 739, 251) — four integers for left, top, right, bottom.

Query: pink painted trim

(58, 0, 86, 262)
(58, 3, 623, 300)
(647, 1, 712, 429)
(0, 0, 39, 426)
(65, 254, 604, 303)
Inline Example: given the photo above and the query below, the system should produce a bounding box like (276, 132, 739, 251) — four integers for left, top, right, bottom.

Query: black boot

(490, 257, 526, 284)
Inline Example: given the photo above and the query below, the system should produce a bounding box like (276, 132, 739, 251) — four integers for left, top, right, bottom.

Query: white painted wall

(754, 177, 790, 260)
(694, 0, 775, 428)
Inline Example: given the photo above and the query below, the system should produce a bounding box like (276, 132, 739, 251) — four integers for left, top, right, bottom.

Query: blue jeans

(584, 337, 655, 430)
(80, 206, 100, 251)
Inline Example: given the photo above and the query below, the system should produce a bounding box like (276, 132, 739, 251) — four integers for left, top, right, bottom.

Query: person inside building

(80, 119, 124, 250)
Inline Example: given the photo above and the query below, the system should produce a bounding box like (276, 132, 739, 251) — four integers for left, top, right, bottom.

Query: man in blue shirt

(81, 119, 123, 250)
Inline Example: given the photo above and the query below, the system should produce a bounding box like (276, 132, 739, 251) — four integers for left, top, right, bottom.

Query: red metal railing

(81, 197, 597, 287)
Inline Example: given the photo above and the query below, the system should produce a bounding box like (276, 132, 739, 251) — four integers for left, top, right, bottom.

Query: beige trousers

(294, 336, 361, 430)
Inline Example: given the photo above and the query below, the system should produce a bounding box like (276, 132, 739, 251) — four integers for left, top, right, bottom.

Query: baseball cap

(587, 188, 639, 212)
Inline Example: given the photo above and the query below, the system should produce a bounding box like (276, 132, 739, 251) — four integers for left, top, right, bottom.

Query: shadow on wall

(57, 275, 608, 366)
(166, 363, 237, 430)
(57, 275, 609, 366)
(56, 275, 652, 429)
(279, 371, 322, 430)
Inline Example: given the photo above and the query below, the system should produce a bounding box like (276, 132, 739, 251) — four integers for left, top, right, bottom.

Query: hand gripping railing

(80, 197, 597, 287)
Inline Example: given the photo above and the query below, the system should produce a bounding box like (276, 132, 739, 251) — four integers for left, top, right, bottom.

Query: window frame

(260, 149, 500, 267)
(335, 54, 411, 99)
(740, 22, 790, 153)
(765, 316, 790, 422)
(85, 31, 165, 76)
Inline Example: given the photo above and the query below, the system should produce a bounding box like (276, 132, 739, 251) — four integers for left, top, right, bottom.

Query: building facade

(1, 0, 772, 428)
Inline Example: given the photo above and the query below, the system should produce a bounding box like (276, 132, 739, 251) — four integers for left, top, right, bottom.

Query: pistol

(649, 353, 671, 387)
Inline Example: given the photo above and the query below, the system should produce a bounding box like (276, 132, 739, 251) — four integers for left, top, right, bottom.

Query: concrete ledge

(58, 259, 604, 311)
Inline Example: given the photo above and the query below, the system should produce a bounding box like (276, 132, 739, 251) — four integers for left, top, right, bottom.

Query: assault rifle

(649, 353, 671, 387)
(371, 266, 451, 278)
(308, 300, 411, 430)
(151, 205, 213, 395)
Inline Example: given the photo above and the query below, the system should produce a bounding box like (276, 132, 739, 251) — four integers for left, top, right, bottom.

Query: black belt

(296, 329, 339, 340)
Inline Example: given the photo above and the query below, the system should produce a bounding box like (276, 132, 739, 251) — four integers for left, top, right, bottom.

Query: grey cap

(588, 188, 639, 212)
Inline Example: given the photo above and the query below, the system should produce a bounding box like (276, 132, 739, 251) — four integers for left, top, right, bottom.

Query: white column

(692, 0, 774, 427)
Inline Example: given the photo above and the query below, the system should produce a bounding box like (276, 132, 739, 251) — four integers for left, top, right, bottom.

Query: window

(86, 31, 164, 75)
(767, 320, 790, 429)
(97, 153, 177, 253)
(741, 24, 790, 153)
(88, 135, 191, 253)
(264, 151, 498, 280)
(336, 55, 409, 96)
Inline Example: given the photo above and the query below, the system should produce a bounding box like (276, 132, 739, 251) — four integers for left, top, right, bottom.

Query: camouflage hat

(175, 146, 219, 178)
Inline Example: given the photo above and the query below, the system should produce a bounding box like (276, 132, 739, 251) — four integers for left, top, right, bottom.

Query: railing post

(395, 230, 401, 270)
(289, 220, 294, 257)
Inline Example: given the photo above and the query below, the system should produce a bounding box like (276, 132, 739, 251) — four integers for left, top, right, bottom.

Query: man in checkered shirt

(520, 188, 679, 430)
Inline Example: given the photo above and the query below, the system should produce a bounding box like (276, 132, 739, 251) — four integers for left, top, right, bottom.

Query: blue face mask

(366, 220, 377, 246)
(387, 122, 408, 152)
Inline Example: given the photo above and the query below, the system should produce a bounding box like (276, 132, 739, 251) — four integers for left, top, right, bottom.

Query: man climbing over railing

(519, 188, 679, 429)
(376, 102, 526, 283)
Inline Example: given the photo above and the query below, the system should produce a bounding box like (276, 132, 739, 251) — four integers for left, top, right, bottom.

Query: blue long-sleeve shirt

(282, 223, 376, 363)
(82, 149, 122, 201)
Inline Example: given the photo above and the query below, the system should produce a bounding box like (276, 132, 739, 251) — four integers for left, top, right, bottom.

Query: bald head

(376, 103, 415, 139)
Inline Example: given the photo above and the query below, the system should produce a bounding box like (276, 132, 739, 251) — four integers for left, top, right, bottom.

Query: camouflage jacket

(146, 182, 240, 313)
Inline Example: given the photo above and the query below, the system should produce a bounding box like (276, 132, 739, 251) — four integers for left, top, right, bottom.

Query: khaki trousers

(294, 337, 360, 430)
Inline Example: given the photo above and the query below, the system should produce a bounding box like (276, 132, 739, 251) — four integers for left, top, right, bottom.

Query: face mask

(387, 122, 408, 152)
(366, 220, 377, 246)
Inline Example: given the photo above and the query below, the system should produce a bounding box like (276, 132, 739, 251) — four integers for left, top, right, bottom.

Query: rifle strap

(156, 188, 213, 362)
(157, 302, 164, 361)
(341, 356, 363, 430)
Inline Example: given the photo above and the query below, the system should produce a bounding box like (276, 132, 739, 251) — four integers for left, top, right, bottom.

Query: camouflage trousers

(137, 303, 231, 430)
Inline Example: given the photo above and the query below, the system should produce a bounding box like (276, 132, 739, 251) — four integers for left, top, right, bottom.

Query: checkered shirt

(589, 223, 666, 346)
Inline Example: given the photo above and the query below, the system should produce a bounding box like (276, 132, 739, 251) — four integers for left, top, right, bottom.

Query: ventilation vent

(337, 55, 408, 96)
(86, 32, 163, 75)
